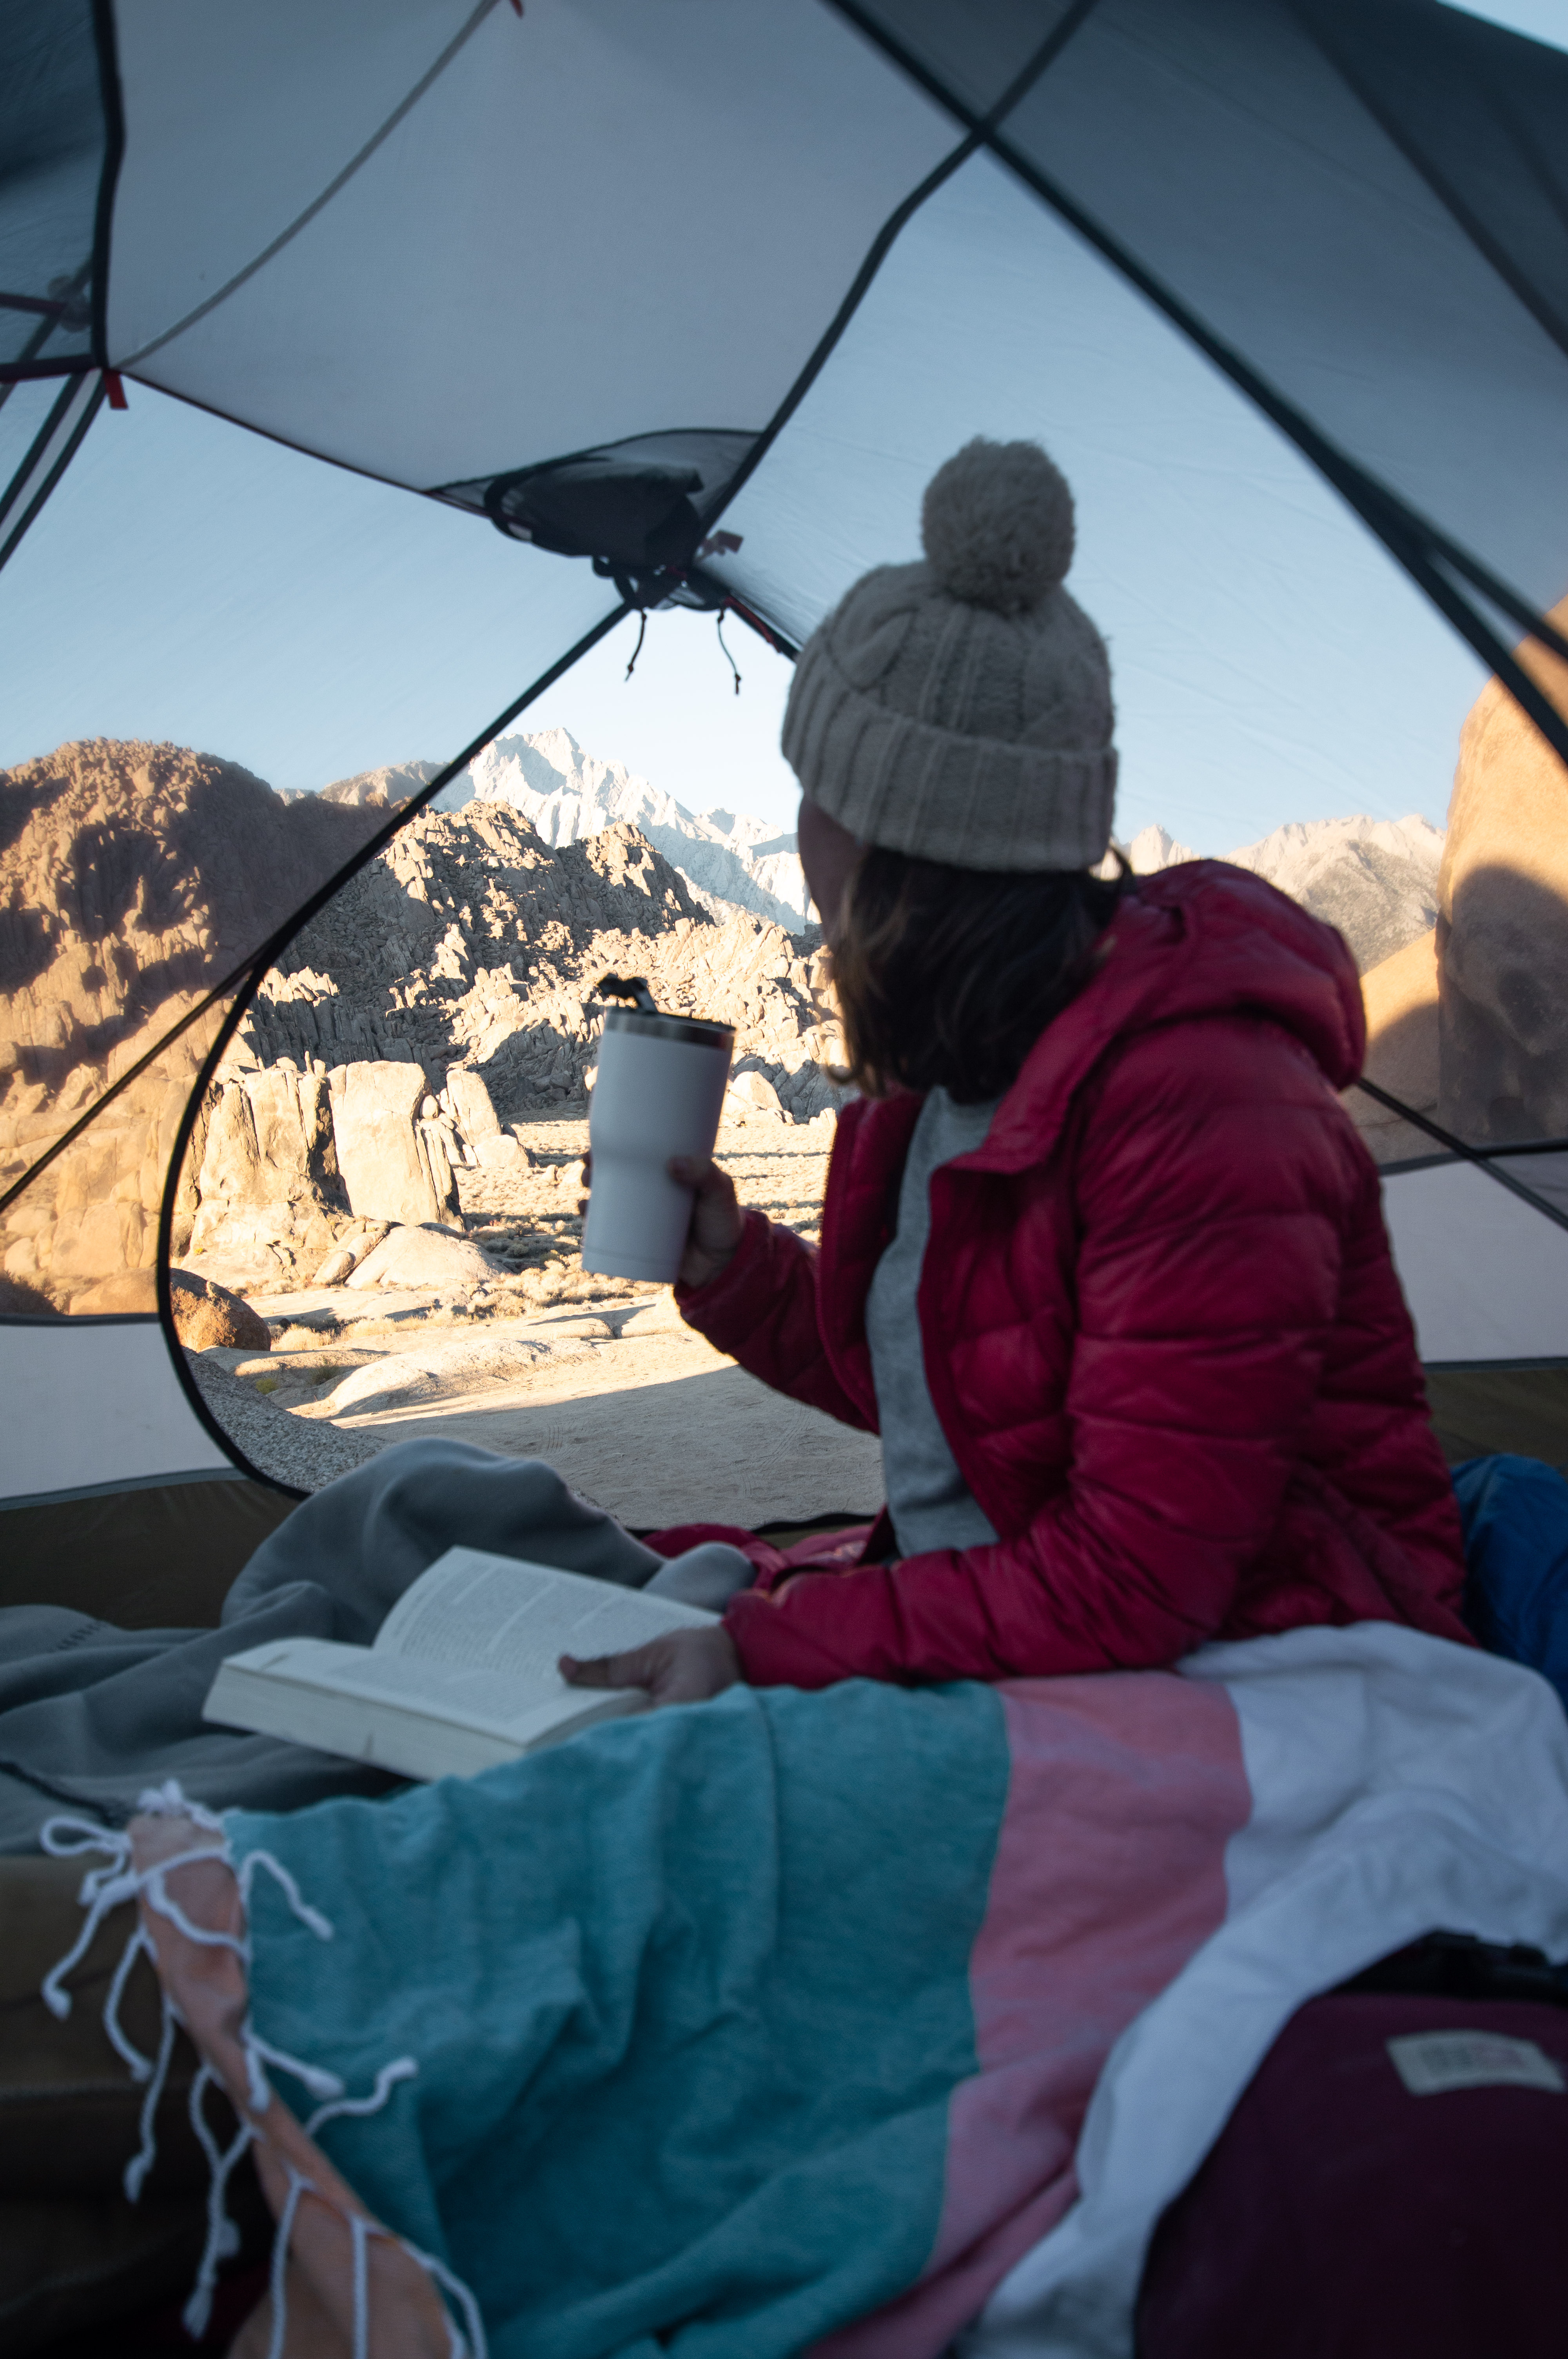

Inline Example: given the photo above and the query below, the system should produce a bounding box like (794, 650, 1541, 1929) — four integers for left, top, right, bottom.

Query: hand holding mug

(580, 1007, 733, 1284)
(668, 1156, 743, 1288)
(580, 1152, 742, 1290)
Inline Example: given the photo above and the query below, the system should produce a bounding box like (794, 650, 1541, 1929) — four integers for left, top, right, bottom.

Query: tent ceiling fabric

(1384, 1157, 1568, 1365)
(0, 0, 110, 382)
(105, 0, 957, 490)
(87, 0, 1568, 656)
(832, 0, 1568, 635)
(4, 0, 1567, 656)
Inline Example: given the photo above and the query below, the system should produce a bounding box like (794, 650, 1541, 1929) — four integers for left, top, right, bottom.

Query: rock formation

(243, 798, 838, 1125)
(1348, 928, 1441, 1163)
(0, 738, 389, 1096)
(318, 760, 444, 809)
(1437, 596, 1568, 1145)
(67, 1266, 273, 1349)
(279, 760, 465, 816)
(0, 739, 407, 1306)
(1323, 602, 1568, 1160)
(1122, 823, 1198, 872)
(1235, 818, 1443, 974)
(1, 739, 842, 1309)
(342, 1223, 503, 1293)
(1129, 809, 1443, 974)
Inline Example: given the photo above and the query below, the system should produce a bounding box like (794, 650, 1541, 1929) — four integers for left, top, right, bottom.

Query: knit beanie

(781, 438, 1116, 872)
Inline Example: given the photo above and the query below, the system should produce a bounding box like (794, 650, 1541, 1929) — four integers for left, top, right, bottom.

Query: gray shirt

(865, 1087, 1002, 1559)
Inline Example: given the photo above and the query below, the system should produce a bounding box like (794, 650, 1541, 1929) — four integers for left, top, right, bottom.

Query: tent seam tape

(0, 377, 86, 533)
(89, 0, 126, 373)
(0, 375, 106, 574)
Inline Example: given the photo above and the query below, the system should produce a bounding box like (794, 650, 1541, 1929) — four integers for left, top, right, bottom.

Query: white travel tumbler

(581, 1008, 735, 1283)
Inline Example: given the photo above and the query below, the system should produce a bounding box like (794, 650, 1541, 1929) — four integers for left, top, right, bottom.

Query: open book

(203, 1546, 719, 1782)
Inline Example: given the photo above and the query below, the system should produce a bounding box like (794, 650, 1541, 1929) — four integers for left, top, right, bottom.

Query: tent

(9, 6, 1568, 2351)
(5, 0, 1568, 1567)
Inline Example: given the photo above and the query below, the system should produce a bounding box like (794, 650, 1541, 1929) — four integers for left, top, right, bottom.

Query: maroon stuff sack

(1137, 1966, 1568, 2359)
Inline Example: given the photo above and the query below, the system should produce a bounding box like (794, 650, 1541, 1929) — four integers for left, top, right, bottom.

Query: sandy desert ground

(197, 1107, 885, 1531)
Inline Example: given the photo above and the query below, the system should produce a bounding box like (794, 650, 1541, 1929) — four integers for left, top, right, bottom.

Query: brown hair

(829, 849, 1126, 1103)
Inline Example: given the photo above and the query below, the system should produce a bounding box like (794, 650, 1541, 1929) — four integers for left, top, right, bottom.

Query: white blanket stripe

(963, 1625, 1568, 2359)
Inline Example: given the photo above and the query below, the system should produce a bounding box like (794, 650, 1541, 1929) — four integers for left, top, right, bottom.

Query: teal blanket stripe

(229, 1679, 1011, 2359)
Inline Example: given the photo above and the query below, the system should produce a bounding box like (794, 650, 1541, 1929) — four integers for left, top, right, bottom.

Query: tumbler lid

(591, 973, 733, 1050)
(598, 1007, 734, 1050)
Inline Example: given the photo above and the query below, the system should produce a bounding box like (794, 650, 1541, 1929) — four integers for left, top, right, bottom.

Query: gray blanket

(0, 1441, 753, 1852)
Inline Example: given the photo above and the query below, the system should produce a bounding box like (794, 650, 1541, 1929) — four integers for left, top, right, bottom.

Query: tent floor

(0, 1479, 870, 1633)
(4, 1365, 1564, 1636)
(1424, 1366, 1568, 1474)
(0, 1474, 298, 1631)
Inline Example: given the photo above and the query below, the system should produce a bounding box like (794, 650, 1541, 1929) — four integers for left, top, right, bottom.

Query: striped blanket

(88, 1625, 1568, 2359)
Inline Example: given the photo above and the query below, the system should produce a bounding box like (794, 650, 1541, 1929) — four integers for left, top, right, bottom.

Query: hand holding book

(203, 1549, 740, 1784)
(561, 1625, 741, 1707)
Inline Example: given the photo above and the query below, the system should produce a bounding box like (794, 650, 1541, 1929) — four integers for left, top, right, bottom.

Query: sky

(0, 381, 795, 821)
(2, 0, 1563, 852)
(1445, 0, 1568, 34)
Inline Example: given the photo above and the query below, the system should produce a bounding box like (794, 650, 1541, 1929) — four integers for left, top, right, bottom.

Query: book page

(374, 1547, 717, 1707)
(204, 1637, 647, 1767)
(316, 1648, 641, 1743)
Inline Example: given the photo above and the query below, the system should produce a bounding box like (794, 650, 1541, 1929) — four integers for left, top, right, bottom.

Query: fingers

(668, 1154, 737, 1196)
(561, 1629, 743, 1708)
(559, 1644, 659, 1691)
(666, 1156, 744, 1290)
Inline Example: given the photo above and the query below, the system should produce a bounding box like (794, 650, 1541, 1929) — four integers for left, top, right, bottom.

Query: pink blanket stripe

(813, 1670, 1251, 2359)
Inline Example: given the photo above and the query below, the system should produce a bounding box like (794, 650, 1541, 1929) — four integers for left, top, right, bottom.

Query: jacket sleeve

(724, 1023, 1352, 1685)
(677, 1209, 876, 1432)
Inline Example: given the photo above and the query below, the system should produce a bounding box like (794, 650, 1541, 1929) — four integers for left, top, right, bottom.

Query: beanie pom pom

(920, 437, 1075, 615)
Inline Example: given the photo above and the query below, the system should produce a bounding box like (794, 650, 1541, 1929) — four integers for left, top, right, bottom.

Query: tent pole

(149, 596, 634, 1490)
(0, 600, 632, 1223)
(826, 3, 1568, 778)
(1353, 1080, 1568, 1238)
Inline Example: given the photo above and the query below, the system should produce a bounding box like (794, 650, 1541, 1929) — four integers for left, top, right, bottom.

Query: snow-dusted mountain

(459, 729, 810, 927)
(309, 733, 1439, 973)
(1122, 822, 1198, 873)
(1124, 811, 1443, 972)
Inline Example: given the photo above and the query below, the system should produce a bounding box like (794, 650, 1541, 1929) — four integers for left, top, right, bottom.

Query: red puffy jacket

(680, 862, 1469, 1688)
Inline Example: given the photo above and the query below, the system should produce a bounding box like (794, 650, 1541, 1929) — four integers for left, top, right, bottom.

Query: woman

(566, 436, 1468, 1709)
(41, 442, 1485, 2359)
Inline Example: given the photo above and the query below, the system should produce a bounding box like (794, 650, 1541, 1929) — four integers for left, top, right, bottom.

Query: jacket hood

(977, 859, 1365, 1172)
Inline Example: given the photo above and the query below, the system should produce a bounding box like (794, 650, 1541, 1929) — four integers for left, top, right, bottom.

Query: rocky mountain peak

(463, 730, 810, 927)
(1123, 808, 1443, 973)
(257, 799, 834, 1123)
(0, 737, 387, 1098)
